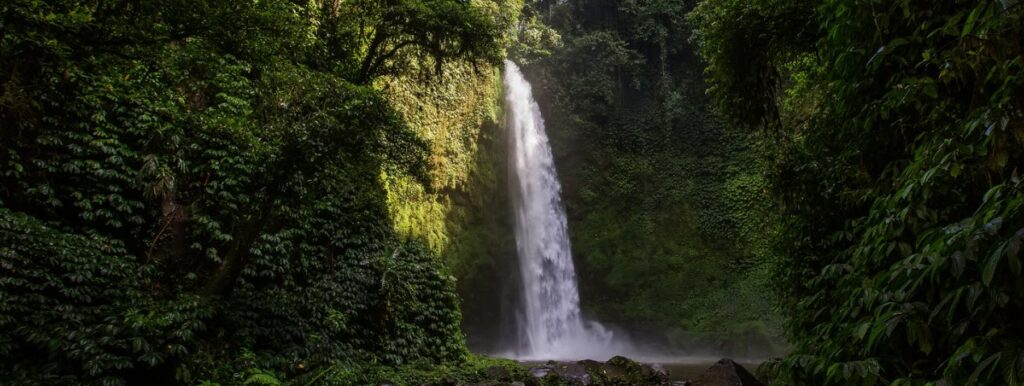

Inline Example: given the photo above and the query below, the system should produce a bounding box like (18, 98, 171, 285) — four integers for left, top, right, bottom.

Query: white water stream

(504, 60, 631, 360)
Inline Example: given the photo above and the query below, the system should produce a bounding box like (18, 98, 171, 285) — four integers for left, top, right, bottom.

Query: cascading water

(504, 60, 629, 360)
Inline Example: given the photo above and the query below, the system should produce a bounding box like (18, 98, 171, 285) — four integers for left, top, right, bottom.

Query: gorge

(2, 0, 1021, 385)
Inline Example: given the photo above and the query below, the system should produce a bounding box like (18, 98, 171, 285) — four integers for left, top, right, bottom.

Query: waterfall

(504, 60, 628, 360)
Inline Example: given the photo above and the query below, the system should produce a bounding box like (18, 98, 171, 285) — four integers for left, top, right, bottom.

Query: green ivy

(1, 0, 510, 383)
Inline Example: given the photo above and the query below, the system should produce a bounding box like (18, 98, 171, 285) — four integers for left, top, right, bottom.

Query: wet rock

(599, 356, 631, 380)
(577, 359, 602, 369)
(576, 359, 604, 379)
(692, 359, 764, 386)
(649, 363, 669, 379)
(636, 362, 667, 382)
(605, 356, 636, 368)
(552, 362, 592, 385)
(520, 357, 671, 385)
(528, 364, 552, 378)
(577, 356, 666, 385)
(619, 356, 667, 384)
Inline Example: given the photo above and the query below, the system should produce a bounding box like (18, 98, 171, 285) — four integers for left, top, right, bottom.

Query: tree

(0, 0, 503, 382)
(315, 0, 505, 83)
(691, 0, 1024, 384)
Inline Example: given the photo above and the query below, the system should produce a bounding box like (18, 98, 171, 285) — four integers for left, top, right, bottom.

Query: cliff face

(380, 31, 520, 352)
(379, 0, 785, 356)
(510, 0, 785, 355)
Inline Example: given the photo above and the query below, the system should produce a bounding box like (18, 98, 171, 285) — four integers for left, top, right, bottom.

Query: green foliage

(0, 209, 212, 385)
(1, 0, 511, 383)
(374, 5, 525, 348)
(688, 0, 817, 130)
(315, 355, 529, 385)
(315, 0, 508, 83)
(243, 369, 283, 386)
(515, 0, 782, 351)
(691, 0, 1024, 384)
(508, 3, 563, 66)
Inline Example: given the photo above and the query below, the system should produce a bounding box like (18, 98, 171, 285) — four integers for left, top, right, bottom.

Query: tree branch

(358, 27, 389, 84)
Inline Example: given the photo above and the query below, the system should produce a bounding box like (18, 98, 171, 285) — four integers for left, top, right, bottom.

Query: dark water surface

(657, 360, 763, 381)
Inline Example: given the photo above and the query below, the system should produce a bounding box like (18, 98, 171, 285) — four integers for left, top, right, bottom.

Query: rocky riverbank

(448, 357, 764, 386)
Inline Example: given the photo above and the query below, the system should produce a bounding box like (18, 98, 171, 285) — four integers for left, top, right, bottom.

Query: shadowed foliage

(691, 0, 1024, 383)
(0, 0, 506, 384)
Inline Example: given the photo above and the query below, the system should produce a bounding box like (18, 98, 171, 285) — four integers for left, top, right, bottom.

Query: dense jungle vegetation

(0, 0, 521, 384)
(690, 0, 1024, 384)
(2, 0, 1023, 385)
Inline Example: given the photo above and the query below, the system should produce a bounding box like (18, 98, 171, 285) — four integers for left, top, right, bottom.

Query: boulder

(649, 363, 669, 379)
(577, 359, 604, 373)
(599, 357, 629, 380)
(527, 364, 552, 378)
(692, 359, 764, 386)
(591, 356, 667, 385)
(551, 362, 592, 385)
(636, 361, 668, 382)
(522, 357, 668, 386)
